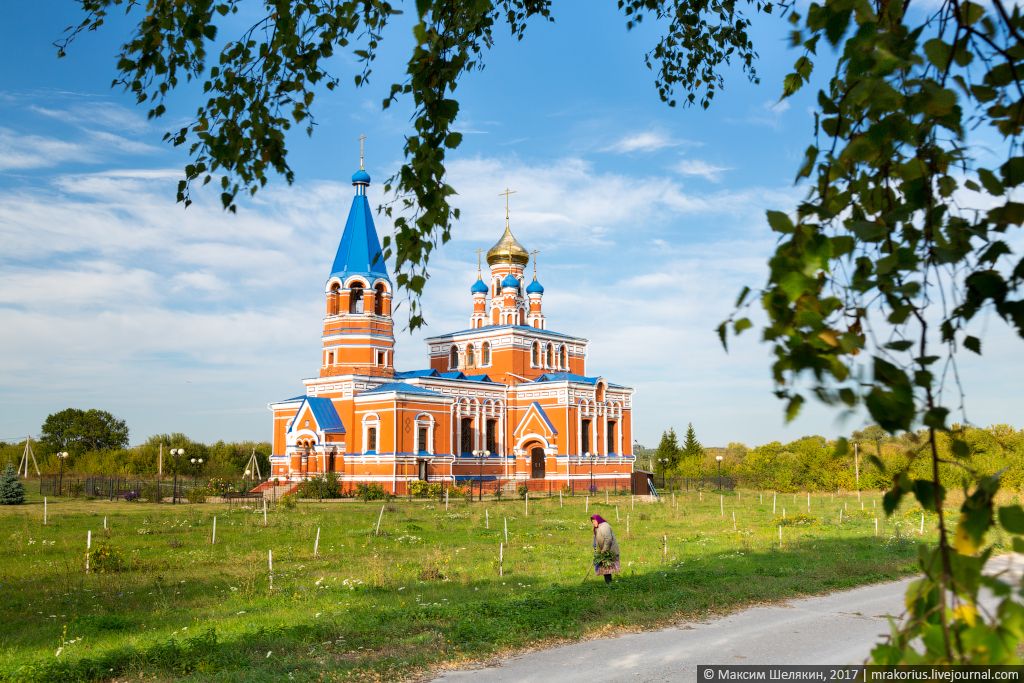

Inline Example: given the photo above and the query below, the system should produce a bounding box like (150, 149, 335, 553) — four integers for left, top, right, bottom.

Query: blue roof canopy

(288, 397, 346, 433)
(532, 372, 600, 384)
(360, 382, 446, 397)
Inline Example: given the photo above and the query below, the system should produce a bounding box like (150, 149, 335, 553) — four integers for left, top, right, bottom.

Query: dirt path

(432, 554, 1023, 682)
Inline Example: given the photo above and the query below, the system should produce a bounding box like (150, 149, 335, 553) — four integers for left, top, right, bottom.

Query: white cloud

(602, 130, 697, 154)
(673, 158, 731, 182)
(0, 127, 93, 170)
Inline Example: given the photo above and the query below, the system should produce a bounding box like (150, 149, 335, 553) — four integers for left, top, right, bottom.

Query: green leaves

(998, 505, 1024, 534)
(766, 210, 795, 234)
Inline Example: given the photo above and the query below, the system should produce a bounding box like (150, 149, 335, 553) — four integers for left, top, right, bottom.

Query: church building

(266, 153, 636, 493)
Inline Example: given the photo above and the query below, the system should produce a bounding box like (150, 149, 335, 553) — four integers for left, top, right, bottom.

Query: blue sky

(1, 2, 1020, 448)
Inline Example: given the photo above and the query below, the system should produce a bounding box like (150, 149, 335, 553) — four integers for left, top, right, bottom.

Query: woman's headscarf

(590, 514, 608, 525)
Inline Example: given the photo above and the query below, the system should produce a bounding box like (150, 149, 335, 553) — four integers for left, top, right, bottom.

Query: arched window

(349, 283, 364, 314)
(329, 283, 340, 315)
(415, 414, 433, 454)
(596, 381, 606, 403)
(449, 345, 459, 369)
(466, 344, 476, 366)
(363, 413, 380, 454)
(531, 341, 540, 367)
(481, 341, 491, 366)
(546, 343, 554, 368)
(560, 345, 568, 370)
(374, 283, 385, 315)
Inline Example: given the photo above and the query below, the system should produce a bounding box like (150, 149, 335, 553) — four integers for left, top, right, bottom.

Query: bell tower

(321, 139, 395, 378)
(486, 188, 529, 327)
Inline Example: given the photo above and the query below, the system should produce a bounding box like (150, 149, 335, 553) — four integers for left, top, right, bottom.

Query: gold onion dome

(486, 226, 530, 266)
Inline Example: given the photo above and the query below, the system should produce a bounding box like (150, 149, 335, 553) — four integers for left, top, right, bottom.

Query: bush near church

(0, 463, 25, 505)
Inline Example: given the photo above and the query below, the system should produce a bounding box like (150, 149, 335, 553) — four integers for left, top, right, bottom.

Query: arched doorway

(530, 446, 546, 479)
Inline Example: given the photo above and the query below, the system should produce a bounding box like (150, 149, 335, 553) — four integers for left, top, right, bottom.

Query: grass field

(0, 489, 932, 681)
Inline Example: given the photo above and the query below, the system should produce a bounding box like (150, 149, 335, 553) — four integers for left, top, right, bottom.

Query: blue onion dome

(352, 169, 371, 184)
(526, 277, 545, 294)
(471, 277, 488, 294)
(501, 273, 520, 289)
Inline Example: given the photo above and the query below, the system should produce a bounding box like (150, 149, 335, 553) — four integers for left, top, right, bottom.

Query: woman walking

(591, 514, 620, 584)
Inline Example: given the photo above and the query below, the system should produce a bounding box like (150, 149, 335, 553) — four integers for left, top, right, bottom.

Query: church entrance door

(530, 447, 546, 479)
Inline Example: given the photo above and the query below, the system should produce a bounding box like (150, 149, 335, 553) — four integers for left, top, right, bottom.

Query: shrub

(88, 542, 127, 572)
(779, 513, 817, 527)
(139, 483, 163, 502)
(279, 493, 297, 509)
(123, 490, 140, 502)
(408, 481, 443, 499)
(0, 463, 25, 505)
(205, 477, 235, 495)
(517, 484, 529, 500)
(355, 483, 390, 501)
(298, 473, 342, 499)
(186, 487, 208, 504)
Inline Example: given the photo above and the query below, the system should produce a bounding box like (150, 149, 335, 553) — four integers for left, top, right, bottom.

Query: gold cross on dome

(358, 134, 366, 170)
(475, 248, 483, 274)
(530, 249, 540, 277)
(499, 187, 517, 224)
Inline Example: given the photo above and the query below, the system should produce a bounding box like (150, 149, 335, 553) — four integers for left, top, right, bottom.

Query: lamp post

(716, 454, 724, 492)
(190, 457, 205, 491)
(586, 451, 594, 493)
(56, 451, 69, 496)
(472, 450, 490, 501)
(170, 448, 184, 504)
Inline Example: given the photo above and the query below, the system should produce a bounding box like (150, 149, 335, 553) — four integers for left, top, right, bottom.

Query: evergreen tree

(681, 423, 704, 460)
(653, 429, 681, 475)
(0, 463, 25, 505)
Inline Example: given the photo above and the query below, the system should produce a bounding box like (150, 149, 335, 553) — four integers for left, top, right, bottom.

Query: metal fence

(38, 475, 257, 503)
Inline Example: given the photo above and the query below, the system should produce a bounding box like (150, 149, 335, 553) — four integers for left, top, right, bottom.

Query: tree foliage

(61, 0, 1024, 664)
(653, 428, 681, 475)
(0, 464, 26, 505)
(40, 408, 129, 458)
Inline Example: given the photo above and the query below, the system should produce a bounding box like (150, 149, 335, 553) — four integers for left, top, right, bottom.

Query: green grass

(0, 490, 928, 681)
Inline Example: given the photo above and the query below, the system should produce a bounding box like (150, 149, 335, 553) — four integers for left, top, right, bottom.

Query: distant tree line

(640, 423, 1024, 492)
(0, 408, 270, 479)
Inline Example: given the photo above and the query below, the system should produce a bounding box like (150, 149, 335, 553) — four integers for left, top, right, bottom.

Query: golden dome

(486, 225, 530, 266)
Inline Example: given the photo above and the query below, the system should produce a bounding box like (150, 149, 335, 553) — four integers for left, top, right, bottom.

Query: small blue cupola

(471, 277, 488, 294)
(526, 277, 544, 295)
(501, 273, 520, 290)
(328, 145, 390, 285)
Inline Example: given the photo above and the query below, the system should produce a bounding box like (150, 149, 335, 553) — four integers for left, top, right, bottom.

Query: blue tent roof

(532, 372, 600, 384)
(463, 374, 494, 382)
(438, 371, 466, 380)
(329, 172, 389, 284)
(360, 382, 445, 397)
(471, 277, 488, 294)
(526, 278, 545, 294)
(394, 369, 440, 379)
(289, 397, 346, 433)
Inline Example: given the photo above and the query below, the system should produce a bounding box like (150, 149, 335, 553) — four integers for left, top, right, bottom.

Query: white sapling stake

(699, 491, 703, 502)
(445, 488, 449, 510)
(782, 507, 786, 519)
(212, 516, 217, 545)
(760, 492, 763, 504)
(672, 492, 676, 509)
(504, 517, 508, 543)
(314, 526, 320, 557)
(499, 542, 504, 577)
(559, 490, 563, 508)
(263, 498, 268, 526)
(616, 506, 620, 522)
(873, 499, 876, 509)
(585, 496, 589, 513)
(663, 534, 667, 563)
(268, 549, 273, 590)
(525, 492, 529, 516)
(631, 495, 634, 510)
(839, 508, 844, 524)
(486, 509, 490, 529)
(104, 516, 107, 530)
(374, 504, 385, 536)
(85, 530, 91, 573)
(861, 501, 864, 511)
(778, 525, 783, 548)
(807, 492, 810, 513)
(773, 492, 777, 514)
(43, 497, 47, 525)
(874, 518, 879, 536)
(732, 510, 737, 531)
(920, 513, 924, 535)
(626, 515, 630, 536)
(720, 495, 724, 517)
